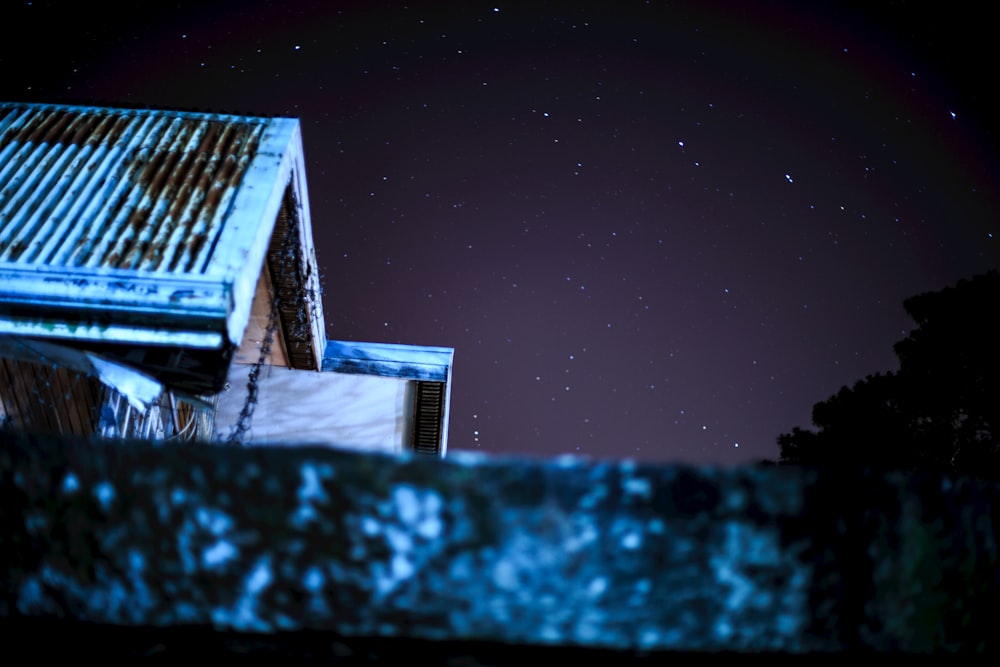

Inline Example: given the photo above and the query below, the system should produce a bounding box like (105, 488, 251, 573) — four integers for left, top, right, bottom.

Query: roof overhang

(0, 101, 317, 353)
(0, 101, 325, 392)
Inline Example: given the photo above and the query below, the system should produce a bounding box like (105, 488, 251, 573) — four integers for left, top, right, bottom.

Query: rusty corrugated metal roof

(0, 103, 263, 273)
(0, 101, 321, 359)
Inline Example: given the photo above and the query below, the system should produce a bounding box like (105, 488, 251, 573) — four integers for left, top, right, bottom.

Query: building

(0, 101, 452, 457)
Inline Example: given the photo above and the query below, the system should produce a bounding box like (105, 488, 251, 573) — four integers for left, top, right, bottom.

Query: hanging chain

(223, 202, 299, 446)
(224, 292, 280, 446)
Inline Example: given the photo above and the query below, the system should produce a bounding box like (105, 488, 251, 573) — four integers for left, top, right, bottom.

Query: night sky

(2, 1, 997, 466)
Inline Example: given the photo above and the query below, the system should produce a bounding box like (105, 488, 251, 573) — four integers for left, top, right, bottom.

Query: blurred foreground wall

(1, 431, 997, 658)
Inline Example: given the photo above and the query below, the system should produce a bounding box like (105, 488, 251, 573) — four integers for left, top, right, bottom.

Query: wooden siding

(0, 356, 102, 436)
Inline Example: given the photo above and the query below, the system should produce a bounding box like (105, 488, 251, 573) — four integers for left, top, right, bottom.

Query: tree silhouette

(778, 270, 1000, 480)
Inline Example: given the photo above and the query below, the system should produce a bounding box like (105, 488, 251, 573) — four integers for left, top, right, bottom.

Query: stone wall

(1, 431, 997, 657)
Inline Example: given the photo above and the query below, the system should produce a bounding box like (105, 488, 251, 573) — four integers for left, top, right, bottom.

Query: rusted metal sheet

(322, 340, 454, 382)
(0, 104, 260, 271)
(0, 101, 316, 356)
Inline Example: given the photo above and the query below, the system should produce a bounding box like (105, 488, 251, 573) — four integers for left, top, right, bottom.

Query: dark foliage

(778, 270, 1000, 481)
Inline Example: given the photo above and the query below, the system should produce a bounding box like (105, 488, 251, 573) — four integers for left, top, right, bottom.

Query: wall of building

(213, 361, 413, 453)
